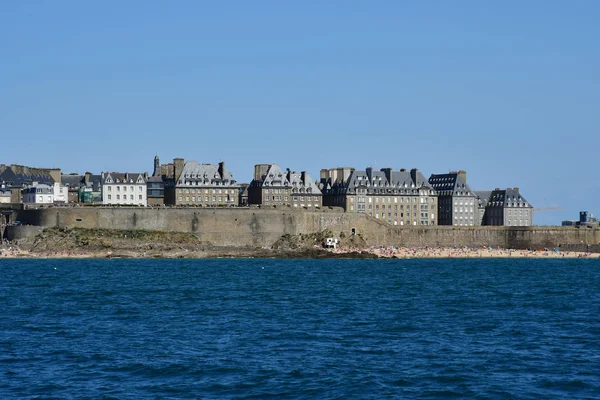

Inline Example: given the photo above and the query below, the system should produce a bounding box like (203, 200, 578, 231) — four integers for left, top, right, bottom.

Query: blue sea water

(1, 258, 599, 399)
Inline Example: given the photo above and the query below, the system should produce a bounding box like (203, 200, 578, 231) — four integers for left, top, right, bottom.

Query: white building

(0, 186, 11, 204)
(23, 184, 54, 204)
(53, 182, 68, 203)
(101, 172, 148, 206)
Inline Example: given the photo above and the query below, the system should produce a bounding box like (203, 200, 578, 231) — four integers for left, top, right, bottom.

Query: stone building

(480, 188, 534, 226)
(147, 156, 165, 206)
(320, 167, 438, 226)
(248, 164, 322, 208)
(474, 190, 491, 226)
(162, 157, 240, 207)
(428, 170, 477, 226)
(101, 172, 148, 206)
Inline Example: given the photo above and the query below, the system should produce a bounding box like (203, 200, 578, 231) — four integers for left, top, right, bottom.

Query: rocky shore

(1, 227, 599, 259)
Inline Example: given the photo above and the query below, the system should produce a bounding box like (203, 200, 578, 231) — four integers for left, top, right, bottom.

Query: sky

(1, 1, 598, 225)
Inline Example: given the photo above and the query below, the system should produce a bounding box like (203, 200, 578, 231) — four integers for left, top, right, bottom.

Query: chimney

(218, 161, 226, 179)
(167, 163, 174, 179)
(366, 167, 373, 179)
(399, 168, 406, 172)
(173, 158, 185, 181)
(84, 172, 91, 184)
(458, 170, 466, 183)
(514, 187, 519, 192)
(153, 155, 160, 177)
(254, 164, 270, 181)
(301, 171, 307, 183)
(47, 168, 61, 183)
(410, 168, 418, 185)
(380, 168, 392, 183)
(320, 169, 328, 181)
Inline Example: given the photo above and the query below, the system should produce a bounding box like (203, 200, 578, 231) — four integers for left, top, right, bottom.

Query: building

(474, 190, 491, 226)
(0, 164, 61, 203)
(429, 170, 477, 226)
(248, 164, 322, 208)
(22, 184, 54, 205)
(480, 188, 533, 226)
(320, 167, 438, 226)
(238, 184, 249, 206)
(61, 172, 102, 204)
(101, 172, 148, 206)
(162, 157, 240, 207)
(562, 211, 599, 227)
(0, 185, 13, 204)
(147, 156, 165, 206)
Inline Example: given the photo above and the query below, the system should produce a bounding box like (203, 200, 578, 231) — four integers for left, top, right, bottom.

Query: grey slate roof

(287, 171, 321, 194)
(428, 173, 474, 196)
(252, 164, 322, 194)
(325, 167, 434, 195)
(177, 161, 236, 186)
(0, 165, 55, 186)
(474, 190, 492, 208)
(23, 184, 53, 194)
(61, 174, 102, 190)
(255, 164, 289, 187)
(101, 172, 147, 185)
(489, 188, 532, 208)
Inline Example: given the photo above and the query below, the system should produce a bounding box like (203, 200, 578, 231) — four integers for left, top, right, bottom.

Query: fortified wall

(12, 208, 600, 249)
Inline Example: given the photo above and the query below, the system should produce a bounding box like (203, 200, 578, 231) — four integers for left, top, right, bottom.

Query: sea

(1, 258, 599, 399)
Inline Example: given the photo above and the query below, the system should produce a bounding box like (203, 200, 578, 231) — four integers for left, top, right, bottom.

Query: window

(124, 186, 127, 192)
(139, 195, 142, 200)
(130, 186, 133, 192)
(108, 186, 112, 192)
(130, 195, 133, 200)
(117, 194, 120, 200)
(108, 194, 111, 200)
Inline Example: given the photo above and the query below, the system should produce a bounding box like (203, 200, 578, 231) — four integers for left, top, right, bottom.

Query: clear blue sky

(1, 1, 598, 225)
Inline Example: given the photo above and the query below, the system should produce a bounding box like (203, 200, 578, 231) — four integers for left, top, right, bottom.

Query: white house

(22, 184, 54, 204)
(101, 172, 148, 206)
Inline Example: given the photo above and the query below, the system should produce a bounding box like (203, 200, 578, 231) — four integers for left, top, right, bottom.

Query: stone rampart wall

(16, 208, 600, 249)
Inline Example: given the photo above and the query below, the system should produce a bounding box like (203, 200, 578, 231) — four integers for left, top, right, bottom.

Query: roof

(254, 164, 289, 187)
(323, 167, 434, 195)
(488, 188, 532, 208)
(101, 172, 147, 185)
(428, 172, 475, 197)
(177, 161, 236, 186)
(251, 164, 322, 194)
(474, 190, 492, 208)
(0, 165, 55, 186)
(23, 183, 53, 193)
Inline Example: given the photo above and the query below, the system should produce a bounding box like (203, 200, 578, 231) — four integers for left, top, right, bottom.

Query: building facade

(162, 158, 240, 207)
(101, 172, 148, 206)
(429, 170, 477, 226)
(61, 172, 102, 204)
(320, 167, 438, 226)
(22, 184, 54, 205)
(481, 188, 534, 226)
(248, 164, 322, 208)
